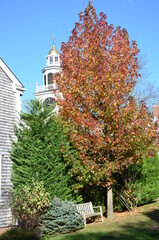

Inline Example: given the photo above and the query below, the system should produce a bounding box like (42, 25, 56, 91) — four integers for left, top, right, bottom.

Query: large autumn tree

(55, 2, 158, 217)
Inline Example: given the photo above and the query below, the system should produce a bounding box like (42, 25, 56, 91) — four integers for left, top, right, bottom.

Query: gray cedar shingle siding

(0, 66, 23, 227)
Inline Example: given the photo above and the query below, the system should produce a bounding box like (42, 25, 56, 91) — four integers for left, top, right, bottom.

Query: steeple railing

(36, 83, 57, 93)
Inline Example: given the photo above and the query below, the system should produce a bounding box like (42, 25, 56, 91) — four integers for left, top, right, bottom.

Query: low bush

(0, 228, 39, 240)
(11, 179, 51, 231)
(39, 197, 84, 237)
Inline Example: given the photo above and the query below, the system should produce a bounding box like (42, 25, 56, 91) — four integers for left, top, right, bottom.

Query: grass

(42, 201, 159, 240)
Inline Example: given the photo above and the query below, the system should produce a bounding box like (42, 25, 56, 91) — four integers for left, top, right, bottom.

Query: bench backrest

(76, 202, 94, 214)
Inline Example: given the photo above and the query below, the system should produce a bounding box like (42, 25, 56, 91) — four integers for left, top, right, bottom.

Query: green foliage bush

(11, 99, 81, 202)
(134, 155, 159, 205)
(112, 155, 159, 210)
(0, 228, 39, 240)
(39, 197, 84, 237)
(11, 180, 51, 231)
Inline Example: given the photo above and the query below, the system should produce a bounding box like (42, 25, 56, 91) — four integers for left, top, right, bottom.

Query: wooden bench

(76, 202, 103, 226)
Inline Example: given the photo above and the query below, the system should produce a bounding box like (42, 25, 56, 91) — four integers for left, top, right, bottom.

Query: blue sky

(0, 0, 159, 108)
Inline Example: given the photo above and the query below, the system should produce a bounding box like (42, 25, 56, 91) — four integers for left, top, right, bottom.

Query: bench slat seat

(76, 202, 103, 225)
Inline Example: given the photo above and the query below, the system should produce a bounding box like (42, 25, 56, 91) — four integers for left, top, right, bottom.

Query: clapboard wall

(0, 60, 25, 227)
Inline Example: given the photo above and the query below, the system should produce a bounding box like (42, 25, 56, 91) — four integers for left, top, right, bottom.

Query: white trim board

(0, 58, 26, 91)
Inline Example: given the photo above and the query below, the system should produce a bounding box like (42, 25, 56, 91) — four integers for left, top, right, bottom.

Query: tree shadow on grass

(57, 230, 158, 240)
(144, 209, 159, 224)
(54, 224, 159, 240)
(53, 209, 159, 240)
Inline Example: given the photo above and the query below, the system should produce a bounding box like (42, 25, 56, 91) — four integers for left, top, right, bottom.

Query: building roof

(0, 58, 25, 91)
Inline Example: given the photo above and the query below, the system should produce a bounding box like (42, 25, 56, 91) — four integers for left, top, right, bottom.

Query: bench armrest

(93, 206, 102, 209)
(93, 206, 103, 214)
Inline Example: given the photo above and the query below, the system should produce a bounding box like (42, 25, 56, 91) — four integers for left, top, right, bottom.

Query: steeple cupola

(42, 34, 61, 87)
(46, 36, 60, 67)
(35, 34, 61, 104)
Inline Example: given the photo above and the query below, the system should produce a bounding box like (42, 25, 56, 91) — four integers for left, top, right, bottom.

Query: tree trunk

(107, 186, 114, 218)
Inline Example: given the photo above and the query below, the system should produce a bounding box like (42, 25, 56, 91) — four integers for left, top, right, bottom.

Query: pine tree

(11, 99, 80, 201)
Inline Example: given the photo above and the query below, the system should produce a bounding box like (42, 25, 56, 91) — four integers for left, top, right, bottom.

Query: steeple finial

(52, 33, 56, 46)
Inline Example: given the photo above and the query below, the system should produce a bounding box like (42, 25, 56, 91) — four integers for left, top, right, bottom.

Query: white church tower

(35, 35, 61, 105)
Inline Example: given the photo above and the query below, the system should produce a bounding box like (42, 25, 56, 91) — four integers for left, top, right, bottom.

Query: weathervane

(52, 33, 56, 46)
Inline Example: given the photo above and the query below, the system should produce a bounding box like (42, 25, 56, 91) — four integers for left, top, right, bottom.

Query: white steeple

(35, 34, 61, 105)
(43, 33, 61, 87)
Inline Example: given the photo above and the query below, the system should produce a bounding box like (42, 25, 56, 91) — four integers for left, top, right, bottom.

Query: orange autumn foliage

(55, 2, 158, 186)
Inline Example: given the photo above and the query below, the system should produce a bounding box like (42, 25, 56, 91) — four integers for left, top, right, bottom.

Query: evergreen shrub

(11, 99, 81, 202)
(39, 197, 84, 237)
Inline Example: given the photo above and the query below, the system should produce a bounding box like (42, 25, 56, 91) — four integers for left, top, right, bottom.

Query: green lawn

(43, 201, 159, 240)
